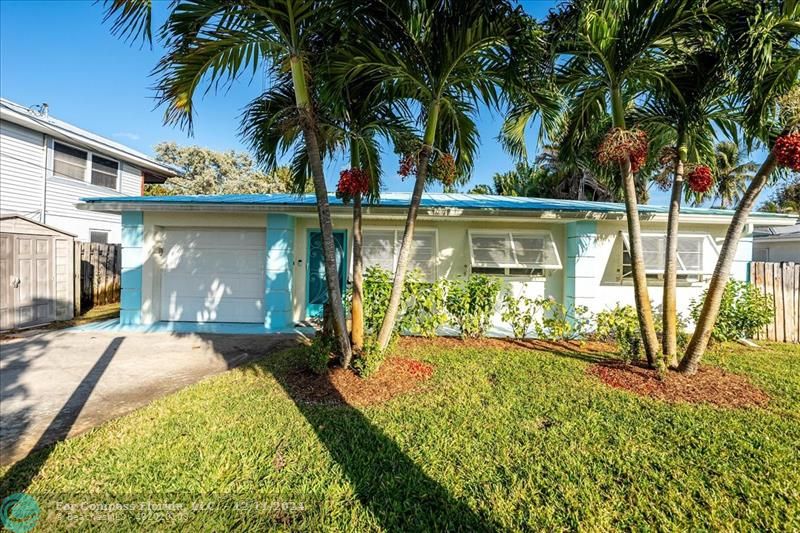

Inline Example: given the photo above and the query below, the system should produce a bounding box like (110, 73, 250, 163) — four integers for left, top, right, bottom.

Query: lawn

(1, 338, 798, 530)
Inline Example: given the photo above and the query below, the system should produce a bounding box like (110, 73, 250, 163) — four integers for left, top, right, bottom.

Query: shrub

(362, 266, 448, 338)
(501, 291, 536, 339)
(529, 297, 593, 341)
(446, 275, 502, 338)
(351, 337, 386, 378)
(304, 335, 333, 374)
(595, 305, 642, 363)
(689, 280, 774, 342)
(654, 311, 690, 351)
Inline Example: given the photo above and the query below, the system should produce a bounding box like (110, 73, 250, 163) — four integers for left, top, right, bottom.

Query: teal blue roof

(80, 192, 797, 219)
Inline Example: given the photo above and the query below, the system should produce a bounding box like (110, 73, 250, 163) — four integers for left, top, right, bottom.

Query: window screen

(91, 155, 119, 189)
(469, 232, 561, 270)
(90, 231, 109, 244)
(53, 142, 87, 181)
(622, 234, 705, 276)
(362, 229, 437, 280)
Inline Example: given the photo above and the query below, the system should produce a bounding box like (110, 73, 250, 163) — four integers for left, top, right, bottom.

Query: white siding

(120, 162, 143, 196)
(0, 120, 45, 220)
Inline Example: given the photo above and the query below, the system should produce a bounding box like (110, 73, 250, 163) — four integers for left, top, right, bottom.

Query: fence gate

(750, 261, 800, 343)
(75, 242, 121, 314)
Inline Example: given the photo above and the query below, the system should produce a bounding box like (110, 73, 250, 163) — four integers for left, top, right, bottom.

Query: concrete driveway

(0, 329, 302, 465)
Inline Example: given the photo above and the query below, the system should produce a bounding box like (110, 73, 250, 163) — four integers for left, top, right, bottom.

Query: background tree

(144, 142, 306, 195)
(760, 175, 800, 213)
(682, 142, 757, 208)
(681, 0, 799, 374)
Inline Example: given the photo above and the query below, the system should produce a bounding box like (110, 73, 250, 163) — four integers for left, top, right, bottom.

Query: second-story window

(53, 142, 88, 181)
(52, 141, 119, 190)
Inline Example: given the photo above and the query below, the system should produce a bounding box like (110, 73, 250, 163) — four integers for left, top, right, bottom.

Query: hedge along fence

(750, 262, 800, 343)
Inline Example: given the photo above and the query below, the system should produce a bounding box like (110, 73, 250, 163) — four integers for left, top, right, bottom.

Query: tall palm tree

(343, 0, 542, 352)
(705, 142, 757, 208)
(524, 0, 697, 365)
(635, 47, 737, 366)
(680, 0, 799, 374)
(101, 0, 396, 366)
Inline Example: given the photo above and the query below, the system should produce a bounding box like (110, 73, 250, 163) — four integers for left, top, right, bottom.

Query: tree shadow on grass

(253, 351, 498, 532)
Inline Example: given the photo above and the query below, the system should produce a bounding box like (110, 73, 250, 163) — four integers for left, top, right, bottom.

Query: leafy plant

(529, 297, 593, 341)
(595, 305, 642, 363)
(501, 291, 536, 339)
(304, 336, 333, 375)
(446, 275, 502, 338)
(351, 337, 386, 378)
(362, 266, 395, 335)
(689, 280, 774, 342)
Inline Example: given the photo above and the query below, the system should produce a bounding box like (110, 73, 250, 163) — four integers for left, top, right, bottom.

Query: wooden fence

(750, 261, 800, 343)
(74, 242, 121, 315)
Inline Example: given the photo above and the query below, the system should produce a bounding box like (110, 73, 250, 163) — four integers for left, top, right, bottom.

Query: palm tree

(343, 0, 541, 352)
(708, 142, 757, 208)
(522, 0, 698, 366)
(635, 47, 737, 366)
(680, 0, 799, 375)
(101, 0, 399, 366)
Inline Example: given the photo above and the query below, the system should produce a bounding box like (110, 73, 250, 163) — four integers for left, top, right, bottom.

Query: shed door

(6, 235, 55, 329)
(160, 228, 266, 323)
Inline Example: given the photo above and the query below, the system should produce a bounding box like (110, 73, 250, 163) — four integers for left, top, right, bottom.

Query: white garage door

(160, 228, 266, 323)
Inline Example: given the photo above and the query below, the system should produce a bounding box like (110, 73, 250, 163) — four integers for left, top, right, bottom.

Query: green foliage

(595, 305, 642, 363)
(501, 292, 537, 339)
(149, 142, 306, 195)
(654, 311, 690, 351)
(530, 297, 592, 341)
(690, 280, 774, 342)
(362, 267, 448, 338)
(445, 275, 502, 338)
(351, 338, 386, 378)
(304, 335, 332, 375)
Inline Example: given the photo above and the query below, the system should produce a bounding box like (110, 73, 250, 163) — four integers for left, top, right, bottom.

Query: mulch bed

(282, 357, 434, 407)
(397, 335, 617, 356)
(587, 362, 770, 408)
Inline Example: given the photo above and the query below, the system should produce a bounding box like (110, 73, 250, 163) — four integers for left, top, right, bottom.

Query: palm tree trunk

(350, 146, 364, 351)
(662, 142, 686, 367)
(376, 102, 440, 352)
(611, 86, 660, 366)
(291, 56, 353, 366)
(679, 151, 778, 375)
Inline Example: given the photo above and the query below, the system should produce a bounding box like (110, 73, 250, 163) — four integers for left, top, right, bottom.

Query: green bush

(654, 311, 690, 351)
(362, 266, 448, 338)
(351, 337, 386, 378)
(689, 280, 774, 342)
(595, 305, 642, 363)
(501, 291, 536, 339)
(304, 335, 333, 374)
(529, 297, 592, 341)
(445, 275, 503, 338)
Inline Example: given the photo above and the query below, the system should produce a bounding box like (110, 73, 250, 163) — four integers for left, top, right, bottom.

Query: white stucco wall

(753, 240, 800, 262)
(130, 209, 754, 331)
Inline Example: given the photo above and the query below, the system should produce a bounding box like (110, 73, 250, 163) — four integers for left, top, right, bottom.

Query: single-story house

(753, 223, 800, 262)
(78, 193, 798, 334)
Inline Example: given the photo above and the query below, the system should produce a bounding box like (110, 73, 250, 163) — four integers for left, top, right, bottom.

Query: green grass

(1, 340, 798, 531)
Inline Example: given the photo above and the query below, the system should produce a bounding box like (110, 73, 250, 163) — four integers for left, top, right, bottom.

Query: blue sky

(0, 0, 771, 206)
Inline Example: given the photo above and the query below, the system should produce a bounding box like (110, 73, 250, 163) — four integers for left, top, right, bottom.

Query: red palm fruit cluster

(687, 165, 714, 194)
(398, 153, 417, 178)
(336, 168, 370, 203)
(597, 128, 649, 173)
(773, 132, 800, 171)
(432, 153, 457, 187)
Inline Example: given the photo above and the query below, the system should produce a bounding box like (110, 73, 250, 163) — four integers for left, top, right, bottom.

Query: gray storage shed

(1, 215, 75, 330)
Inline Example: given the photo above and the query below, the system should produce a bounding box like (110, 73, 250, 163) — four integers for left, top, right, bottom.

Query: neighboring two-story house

(0, 98, 176, 243)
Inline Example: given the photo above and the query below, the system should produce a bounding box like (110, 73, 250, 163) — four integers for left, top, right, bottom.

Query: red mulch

(397, 335, 617, 356)
(282, 357, 434, 407)
(587, 362, 770, 409)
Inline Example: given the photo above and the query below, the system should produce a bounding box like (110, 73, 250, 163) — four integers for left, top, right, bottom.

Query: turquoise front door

(306, 229, 347, 318)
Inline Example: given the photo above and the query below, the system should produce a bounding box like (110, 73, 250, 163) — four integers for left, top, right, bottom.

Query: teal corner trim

(564, 221, 598, 321)
(265, 214, 295, 329)
(120, 211, 144, 326)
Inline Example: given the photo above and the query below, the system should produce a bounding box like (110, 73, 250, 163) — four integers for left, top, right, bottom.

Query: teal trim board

(120, 211, 143, 326)
(265, 214, 295, 329)
(564, 221, 597, 322)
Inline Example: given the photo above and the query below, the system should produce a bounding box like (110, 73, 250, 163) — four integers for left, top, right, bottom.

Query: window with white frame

(362, 229, 437, 280)
(468, 231, 561, 276)
(52, 141, 119, 190)
(622, 234, 706, 279)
